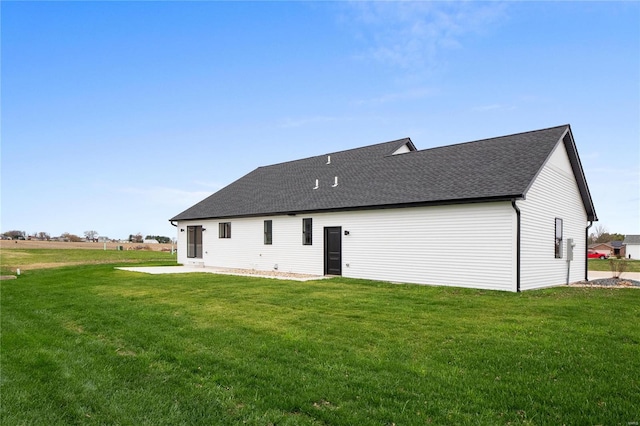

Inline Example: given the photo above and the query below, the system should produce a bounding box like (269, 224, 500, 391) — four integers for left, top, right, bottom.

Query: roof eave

(170, 194, 524, 222)
(561, 126, 598, 221)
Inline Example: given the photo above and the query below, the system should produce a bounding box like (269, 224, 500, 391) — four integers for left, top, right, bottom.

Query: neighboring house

(610, 240, 626, 258)
(589, 241, 626, 258)
(170, 125, 597, 292)
(623, 235, 640, 259)
(589, 242, 613, 256)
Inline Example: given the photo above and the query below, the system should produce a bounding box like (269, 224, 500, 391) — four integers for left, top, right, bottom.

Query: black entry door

(324, 227, 342, 275)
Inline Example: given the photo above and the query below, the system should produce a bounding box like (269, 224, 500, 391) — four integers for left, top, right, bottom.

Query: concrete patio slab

(115, 266, 329, 282)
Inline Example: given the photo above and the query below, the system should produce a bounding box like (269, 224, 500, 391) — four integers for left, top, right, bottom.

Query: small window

(555, 218, 563, 258)
(302, 218, 312, 245)
(219, 222, 231, 239)
(264, 220, 272, 245)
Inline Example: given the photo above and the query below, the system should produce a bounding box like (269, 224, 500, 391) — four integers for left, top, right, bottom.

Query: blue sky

(2, 1, 639, 240)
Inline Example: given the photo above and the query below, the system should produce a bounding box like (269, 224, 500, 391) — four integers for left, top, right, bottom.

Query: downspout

(511, 200, 521, 292)
(169, 220, 178, 255)
(585, 221, 593, 281)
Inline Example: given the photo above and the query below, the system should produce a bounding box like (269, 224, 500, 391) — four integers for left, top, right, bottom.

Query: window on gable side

(555, 218, 563, 259)
(302, 218, 312, 245)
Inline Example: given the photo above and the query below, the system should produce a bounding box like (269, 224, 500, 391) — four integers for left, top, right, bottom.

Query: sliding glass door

(187, 225, 203, 258)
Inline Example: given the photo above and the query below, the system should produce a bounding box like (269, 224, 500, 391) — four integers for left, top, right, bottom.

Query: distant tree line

(61, 232, 83, 242)
(145, 235, 172, 244)
(2, 230, 26, 240)
(128, 234, 171, 244)
(1, 229, 173, 244)
(588, 225, 625, 245)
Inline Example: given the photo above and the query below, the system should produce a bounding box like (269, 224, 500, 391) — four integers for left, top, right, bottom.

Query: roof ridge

(414, 124, 569, 154)
(256, 137, 413, 169)
(170, 124, 596, 223)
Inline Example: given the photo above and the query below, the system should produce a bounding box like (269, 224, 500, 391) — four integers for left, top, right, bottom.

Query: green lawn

(1, 254, 639, 425)
(588, 258, 640, 272)
(0, 248, 175, 275)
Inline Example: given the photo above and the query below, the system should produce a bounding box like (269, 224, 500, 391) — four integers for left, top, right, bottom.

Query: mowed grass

(588, 258, 640, 272)
(1, 253, 639, 425)
(0, 248, 176, 275)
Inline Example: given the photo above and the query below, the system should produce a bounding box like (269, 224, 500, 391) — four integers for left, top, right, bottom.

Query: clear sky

(2, 1, 639, 240)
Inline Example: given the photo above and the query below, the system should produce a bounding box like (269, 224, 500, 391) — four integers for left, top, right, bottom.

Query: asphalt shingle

(171, 125, 596, 221)
(624, 235, 640, 244)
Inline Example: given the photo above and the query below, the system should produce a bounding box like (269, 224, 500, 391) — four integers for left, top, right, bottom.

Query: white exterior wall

(518, 141, 588, 290)
(177, 201, 517, 291)
(176, 216, 325, 274)
(626, 244, 640, 259)
(336, 203, 516, 291)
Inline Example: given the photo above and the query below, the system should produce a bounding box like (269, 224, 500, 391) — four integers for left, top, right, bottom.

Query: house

(610, 240, 626, 258)
(623, 235, 640, 259)
(589, 242, 613, 257)
(170, 125, 597, 292)
(589, 241, 626, 258)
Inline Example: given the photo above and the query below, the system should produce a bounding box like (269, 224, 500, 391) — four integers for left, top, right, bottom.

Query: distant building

(624, 235, 640, 259)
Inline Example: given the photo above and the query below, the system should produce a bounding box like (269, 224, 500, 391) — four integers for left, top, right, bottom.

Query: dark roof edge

(517, 124, 597, 222)
(413, 124, 570, 154)
(170, 194, 523, 222)
(519, 125, 569, 199)
(562, 126, 598, 221)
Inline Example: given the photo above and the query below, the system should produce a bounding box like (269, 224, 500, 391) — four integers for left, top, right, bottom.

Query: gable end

(561, 127, 597, 221)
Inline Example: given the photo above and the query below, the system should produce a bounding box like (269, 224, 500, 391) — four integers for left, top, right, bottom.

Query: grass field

(588, 258, 640, 272)
(1, 250, 639, 425)
(0, 248, 175, 275)
(0, 239, 175, 252)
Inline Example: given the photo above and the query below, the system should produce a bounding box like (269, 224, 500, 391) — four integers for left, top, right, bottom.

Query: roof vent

(313, 179, 319, 190)
(392, 143, 412, 155)
(332, 176, 338, 187)
(326, 155, 331, 165)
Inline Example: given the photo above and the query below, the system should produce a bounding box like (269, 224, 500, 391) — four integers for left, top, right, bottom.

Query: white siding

(518, 141, 588, 290)
(177, 201, 517, 291)
(336, 203, 516, 291)
(175, 225, 189, 265)
(627, 244, 640, 259)
(392, 144, 412, 155)
(177, 216, 324, 275)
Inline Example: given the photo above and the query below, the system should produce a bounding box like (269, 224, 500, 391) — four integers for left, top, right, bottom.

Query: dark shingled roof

(623, 235, 640, 245)
(171, 125, 597, 221)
